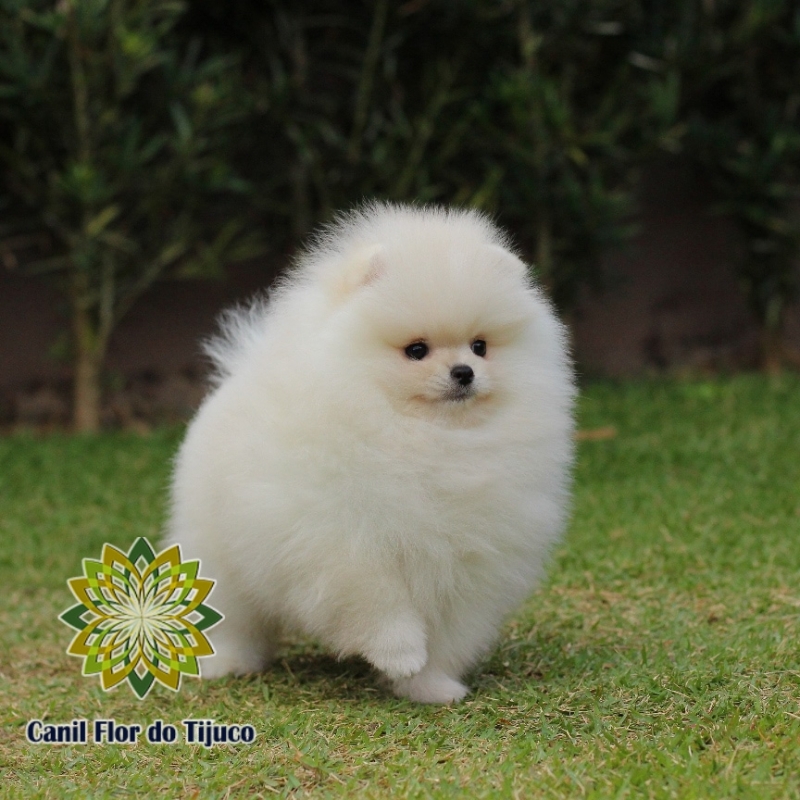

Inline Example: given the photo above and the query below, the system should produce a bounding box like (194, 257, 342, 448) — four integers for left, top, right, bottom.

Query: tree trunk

(70, 271, 104, 433)
(761, 324, 784, 376)
(73, 339, 102, 433)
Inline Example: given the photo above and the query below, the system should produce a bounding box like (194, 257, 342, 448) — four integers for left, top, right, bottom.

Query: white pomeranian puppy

(167, 203, 574, 704)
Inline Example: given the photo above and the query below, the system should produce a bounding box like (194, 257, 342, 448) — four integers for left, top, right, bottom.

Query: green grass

(2, 375, 799, 798)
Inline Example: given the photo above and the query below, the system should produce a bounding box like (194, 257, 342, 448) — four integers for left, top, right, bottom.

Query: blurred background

(1, 0, 799, 432)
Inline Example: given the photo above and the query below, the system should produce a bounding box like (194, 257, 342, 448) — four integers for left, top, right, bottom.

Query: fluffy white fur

(166, 203, 575, 704)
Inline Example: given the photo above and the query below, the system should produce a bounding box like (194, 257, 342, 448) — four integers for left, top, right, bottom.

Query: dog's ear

(329, 244, 385, 300)
(486, 243, 529, 279)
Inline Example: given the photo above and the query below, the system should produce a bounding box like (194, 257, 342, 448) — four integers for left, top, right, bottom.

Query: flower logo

(60, 537, 222, 699)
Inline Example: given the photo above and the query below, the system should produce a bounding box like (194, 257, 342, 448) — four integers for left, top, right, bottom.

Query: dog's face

(394, 335, 491, 407)
(329, 236, 538, 425)
(365, 309, 531, 427)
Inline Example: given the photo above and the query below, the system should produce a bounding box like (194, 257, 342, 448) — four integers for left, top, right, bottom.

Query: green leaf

(170, 102, 192, 144)
(85, 205, 120, 238)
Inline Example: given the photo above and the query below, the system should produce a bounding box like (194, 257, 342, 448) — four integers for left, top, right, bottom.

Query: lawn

(1, 376, 799, 798)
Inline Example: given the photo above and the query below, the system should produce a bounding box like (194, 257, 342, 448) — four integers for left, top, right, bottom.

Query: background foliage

(1, 0, 799, 427)
(181, 0, 645, 309)
(641, 0, 800, 371)
(0, 0, 256, 430)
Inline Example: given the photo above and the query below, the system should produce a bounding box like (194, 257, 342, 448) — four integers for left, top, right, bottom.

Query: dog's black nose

(450, 364, 474, 386)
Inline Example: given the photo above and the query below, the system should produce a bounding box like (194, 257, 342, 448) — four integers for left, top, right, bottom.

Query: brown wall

(571, 158, 776, 376)
(1, 159, 798, 423)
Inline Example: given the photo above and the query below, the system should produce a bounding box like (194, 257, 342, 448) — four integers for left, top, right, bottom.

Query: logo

(60, 537, 222, 699)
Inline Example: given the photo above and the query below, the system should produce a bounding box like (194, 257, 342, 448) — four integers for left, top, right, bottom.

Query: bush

(182, 0, 643, 310)
(0, 0, 257, 430)
(4, 0, 798, 424)
(645, 0, 800, 370)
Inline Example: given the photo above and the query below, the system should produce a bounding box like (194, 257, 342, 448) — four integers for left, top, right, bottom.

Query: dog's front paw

(392, 670, 468, 704)
(200, 646, 269, 679)
(362, 615, 428, 680)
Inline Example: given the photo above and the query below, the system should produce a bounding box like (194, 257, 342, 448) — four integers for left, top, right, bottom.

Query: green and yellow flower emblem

(60, 537, 222, 699)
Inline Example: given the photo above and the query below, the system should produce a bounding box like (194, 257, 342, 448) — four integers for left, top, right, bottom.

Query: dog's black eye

(471, 339, 487, 357)
(404, 341, 429, 360)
